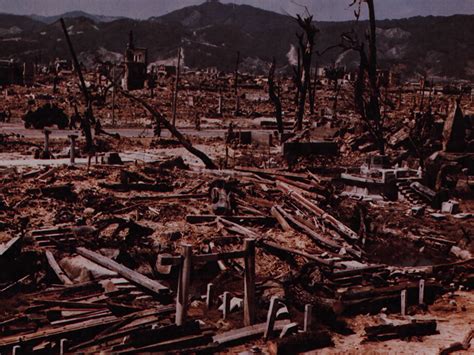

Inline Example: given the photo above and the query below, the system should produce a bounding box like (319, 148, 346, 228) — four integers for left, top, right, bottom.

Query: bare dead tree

(325, 66, 345, 118)
(344, 0, 385, 154)
(295, 14, 318, 131)
(117, 88, 218, 170)
(268, 58, 284, 135)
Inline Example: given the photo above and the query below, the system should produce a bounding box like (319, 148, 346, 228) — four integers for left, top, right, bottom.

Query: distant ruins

(123, 31, 148, 91)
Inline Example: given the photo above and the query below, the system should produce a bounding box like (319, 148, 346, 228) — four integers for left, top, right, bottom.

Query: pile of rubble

(0, 153, 472, 353)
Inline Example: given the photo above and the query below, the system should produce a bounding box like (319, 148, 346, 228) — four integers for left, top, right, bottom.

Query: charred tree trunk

(350, 0, 385, 155)
(295, 15, 318, 131)
(60, 18, 94, 153)
(268, 58, 284, 135)
(119, 89, 218, 170)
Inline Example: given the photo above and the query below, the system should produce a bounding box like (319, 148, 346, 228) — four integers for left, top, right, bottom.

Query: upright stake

(172, 48, 181, 127)
(419, 279, 425, 305)
(223, 291, 231, 320)
(218, 90, 223, 115)
(175, 244, 192, 326)
(43, 128, 51, 154)
(401, 289, 407, 316)
(264, 296, 281, 340)
(303, 304, 313, 332)
(68, 134, 77, 165)
(243, 238, 256, 326)
(59, 338, 68, 355)
(206, 282, 214, 309)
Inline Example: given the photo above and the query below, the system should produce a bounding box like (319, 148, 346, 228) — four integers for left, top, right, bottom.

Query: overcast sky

(0, 0, 473, 21)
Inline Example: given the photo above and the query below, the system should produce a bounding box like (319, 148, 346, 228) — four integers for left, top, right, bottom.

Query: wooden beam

(193, 250, 246, 263)
(218, 217, 261, 239)
(277, 181, 360, 241)
(45, 251, 73, 285)
(260, 240, 333, 267)
(213, 320, 291, 346)
(0, 236, 21, 257)
(271, 207, 291, 232)
(0, 315, 119, 348)
(76, 248, 169, 295)
(186, 215, 275, 225)
(275, 206, 354, 256)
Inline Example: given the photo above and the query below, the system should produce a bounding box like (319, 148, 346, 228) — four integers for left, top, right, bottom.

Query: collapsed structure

(0, 7, 473, 355)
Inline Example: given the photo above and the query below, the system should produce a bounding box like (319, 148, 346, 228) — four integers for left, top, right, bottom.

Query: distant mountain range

(30, 11, 124, 25)
(0, 1, 473, 81)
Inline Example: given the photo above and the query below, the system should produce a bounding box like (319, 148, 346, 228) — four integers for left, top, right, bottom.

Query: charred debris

(0, 4, 473, 354)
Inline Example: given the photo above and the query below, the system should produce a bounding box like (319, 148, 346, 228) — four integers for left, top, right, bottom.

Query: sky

(0, 0, 473, 21)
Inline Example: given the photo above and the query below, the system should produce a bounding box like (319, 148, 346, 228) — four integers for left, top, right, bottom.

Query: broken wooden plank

(76, 247, 169, 295)
(0, 315, 119, 348)
(271, 207, 292, 232)
(277, 181, 360, 241)
(45, 251, 73, 285)
(260, 240, 333, 267)
(275, 206, 361, 258)
(33, 299, 109, 309)
(234, 166, 309, 180)
(193, 250, 247, 263)
(218, 217, 261, 239)
(439, 329, 474, 355)
(364, 320, 438, 341)
(186, 215, 275, 225)
(131, 193, 208, 202)
(213, 320, 290, 346)
(0, 236, 21, 257)
(269, 330, 334, 354)
(117, 333, 213, 354)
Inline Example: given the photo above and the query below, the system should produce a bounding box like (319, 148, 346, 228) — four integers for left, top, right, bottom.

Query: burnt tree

(344, 0, 385, 154)
(295, 15, 318, 131)
(325, 67, 345, 118)
(268, 58, 284, 135)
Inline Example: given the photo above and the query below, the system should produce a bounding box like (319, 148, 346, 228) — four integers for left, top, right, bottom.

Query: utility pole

(172, 48, 181, 127)
(234, 51, 240, 115)
(111, 65, 116, 127)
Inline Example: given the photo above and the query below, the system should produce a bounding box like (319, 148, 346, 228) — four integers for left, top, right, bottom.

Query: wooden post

(176, 244, 192, 326)
(244, 238, 256, 326)
(419, 279, 425, 305)
(43, 128, 51, 154)
(206, 283, 214, 309)
(68, 134, 77, 165)
(401, 289, 407, 316)
(223, 291, 231, 320)
(303, 304, 313, 332)
(172, 47, 181, 127)
(264, 296, 281, 340)
(218, 90, 223, 115)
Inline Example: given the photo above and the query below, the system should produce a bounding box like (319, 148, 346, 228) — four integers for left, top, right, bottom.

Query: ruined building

(123, 31, 147, 91)
(443, 102, 468, 152)
(0, 59, 23, 86)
